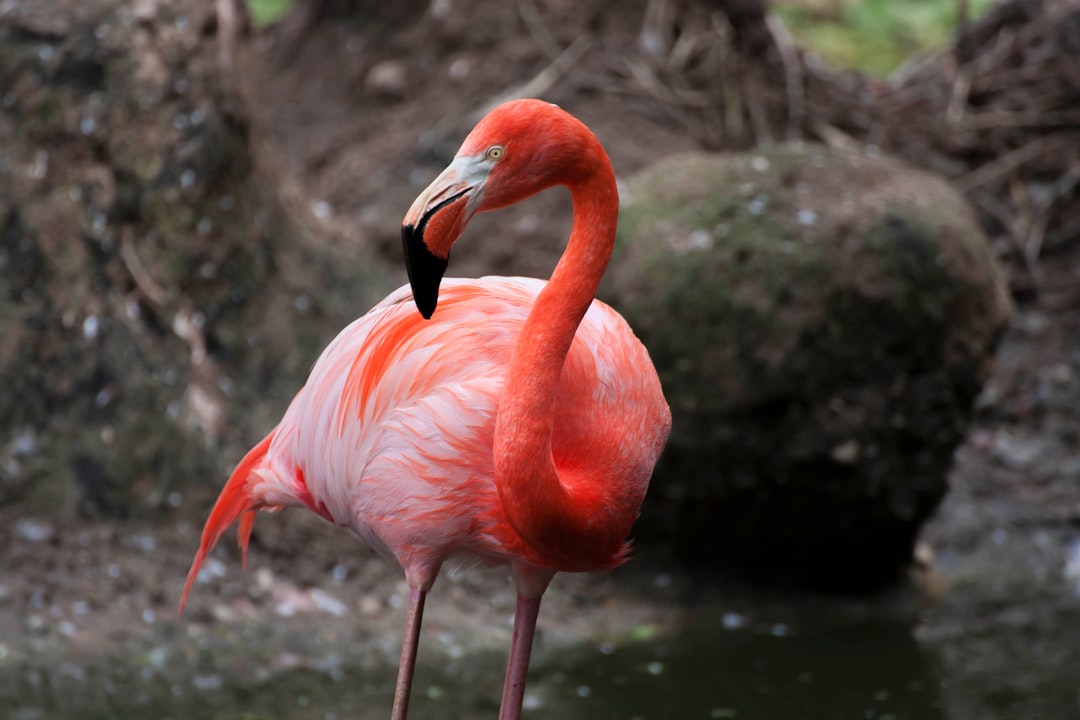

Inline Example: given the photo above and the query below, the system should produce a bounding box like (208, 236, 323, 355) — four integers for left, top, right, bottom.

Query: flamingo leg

(497, 592, 543, 720)
(391, 587, 427, 720)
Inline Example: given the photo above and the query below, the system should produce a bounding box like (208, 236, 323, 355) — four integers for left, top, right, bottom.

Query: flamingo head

(401, 98, 601, 318)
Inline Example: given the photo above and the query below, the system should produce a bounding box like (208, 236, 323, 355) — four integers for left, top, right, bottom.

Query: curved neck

(493, 157, 625, 571)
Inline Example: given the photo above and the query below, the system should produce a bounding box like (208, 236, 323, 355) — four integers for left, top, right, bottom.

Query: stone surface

(603, 143, 1012, 588)
(0, 0, 392, 518)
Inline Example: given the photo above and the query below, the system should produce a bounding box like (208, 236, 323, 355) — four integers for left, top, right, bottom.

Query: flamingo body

(182, 99, 671, 720)
(228, 277, 666, 584)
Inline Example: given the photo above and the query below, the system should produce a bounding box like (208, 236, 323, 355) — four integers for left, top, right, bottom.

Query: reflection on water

(7, 595, 1080, 720)
(4, 612, 946, 720)
(531, 617, 942, 720)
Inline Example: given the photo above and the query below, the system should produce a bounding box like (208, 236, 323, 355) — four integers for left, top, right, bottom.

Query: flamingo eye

(485, 145, 504, 162)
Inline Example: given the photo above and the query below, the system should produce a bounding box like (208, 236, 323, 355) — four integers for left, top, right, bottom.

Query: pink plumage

(181, 99, 671, 720)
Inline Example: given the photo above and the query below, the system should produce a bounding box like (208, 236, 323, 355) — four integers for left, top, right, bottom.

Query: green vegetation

(247, 0, 292, 28)
(246, 0, 988, 72)
(775, 0, 996, 76)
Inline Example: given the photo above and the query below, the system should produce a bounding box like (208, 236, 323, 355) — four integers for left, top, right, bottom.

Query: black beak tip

(402, 223, 448, 320)
(416, 293, 436, 320)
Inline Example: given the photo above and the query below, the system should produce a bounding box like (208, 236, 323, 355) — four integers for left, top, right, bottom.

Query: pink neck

(492, 156, 625, 570)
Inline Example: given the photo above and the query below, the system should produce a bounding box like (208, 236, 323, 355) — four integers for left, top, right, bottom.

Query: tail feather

(179, 431, 275, 615)
(238, 509, 257, 568)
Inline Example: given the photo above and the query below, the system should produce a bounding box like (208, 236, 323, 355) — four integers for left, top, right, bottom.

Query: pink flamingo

(180, 99, 671, 720)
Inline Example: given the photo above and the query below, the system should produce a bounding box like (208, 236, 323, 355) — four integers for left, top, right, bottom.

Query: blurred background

(1, 0, 1078, 718)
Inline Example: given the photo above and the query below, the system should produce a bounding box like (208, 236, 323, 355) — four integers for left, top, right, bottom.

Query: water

(4, 600, 1078, 719)
(531, 618, 941, 720)
(1, 617, 939, 720)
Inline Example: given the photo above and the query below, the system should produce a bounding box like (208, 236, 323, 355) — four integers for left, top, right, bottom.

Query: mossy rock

(603, 144, 1011, 589)
(0, 0, 393, 519)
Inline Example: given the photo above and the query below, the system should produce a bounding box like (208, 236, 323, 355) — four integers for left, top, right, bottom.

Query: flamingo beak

(402, 156, 486, 319)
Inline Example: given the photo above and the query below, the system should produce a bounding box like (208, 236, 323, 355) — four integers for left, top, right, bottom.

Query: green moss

(19, 446, 79, 516)
(612, 149, 836, 411)
(33, 90, 65, 128)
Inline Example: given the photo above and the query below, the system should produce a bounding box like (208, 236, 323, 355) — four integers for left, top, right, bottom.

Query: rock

(603, 143, 1011, 589)
(14, 519, 54, 544)
(365, 60, 408, 98)
(0, 0, 393, 519)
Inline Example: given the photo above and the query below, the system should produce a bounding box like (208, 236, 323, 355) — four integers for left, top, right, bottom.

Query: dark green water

(538, 619, 940, 720)
(2, 616, 941, 720)
(5, 600, 1079, 719)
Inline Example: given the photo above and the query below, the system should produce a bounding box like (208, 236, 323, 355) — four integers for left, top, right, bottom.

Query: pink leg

(497, 592, 543, 720)
(498, 563, 554, 720)
(391, 587, 426, 720)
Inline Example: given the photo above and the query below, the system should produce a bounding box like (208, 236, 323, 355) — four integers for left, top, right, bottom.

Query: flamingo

(179, 98, 671, 720)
